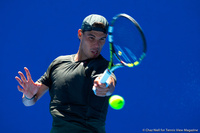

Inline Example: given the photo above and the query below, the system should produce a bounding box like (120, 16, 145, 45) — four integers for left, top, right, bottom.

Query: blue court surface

(1, 0, 199, 132)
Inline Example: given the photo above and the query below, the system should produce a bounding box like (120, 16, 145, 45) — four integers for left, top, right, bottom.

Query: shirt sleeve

(37, 60, 55, 87)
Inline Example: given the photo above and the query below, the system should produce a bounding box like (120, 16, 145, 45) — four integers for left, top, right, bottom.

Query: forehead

(84, 30, 107, 37)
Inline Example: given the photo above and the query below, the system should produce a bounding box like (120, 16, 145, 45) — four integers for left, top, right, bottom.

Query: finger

(17, 85, 24, 93)
(15, 76, 21, 83)
(24, 67, 32, 81)
(15, 76, 24, 88)
(98, 82, 107, 88)
(93, 77, 100, 87)
(18, 71, 27, 83)
(105, 82, 110, 88)
(95, 76, 101, 81)
(96, 91, 106, 97)
(105, 91, 112, 96)
(36, 82, 42, 88)
(94, 80, 106, 88)
(96, 87, 109, 93)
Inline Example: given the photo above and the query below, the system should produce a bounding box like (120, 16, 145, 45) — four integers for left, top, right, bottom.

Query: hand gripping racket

(93, 13, 147, 95)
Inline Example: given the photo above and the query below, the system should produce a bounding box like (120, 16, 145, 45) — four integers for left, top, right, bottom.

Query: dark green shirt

(38, 54, 115, 133)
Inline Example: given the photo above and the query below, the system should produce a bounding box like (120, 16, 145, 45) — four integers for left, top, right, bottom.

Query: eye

(89, 37, 94, 40)
(88, 36, 95, 41)
(99, 37, 106, 42)
(100, 38, 106, 41)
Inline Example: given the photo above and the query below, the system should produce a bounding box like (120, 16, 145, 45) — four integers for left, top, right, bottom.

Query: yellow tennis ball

(109, 95, 125, 110)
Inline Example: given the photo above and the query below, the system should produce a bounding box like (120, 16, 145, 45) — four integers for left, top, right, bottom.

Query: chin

(90, 54, 99, 59)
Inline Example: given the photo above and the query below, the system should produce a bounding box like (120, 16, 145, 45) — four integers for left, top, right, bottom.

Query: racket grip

(99, 69, 112, 83)
(92, 69, 112, 96)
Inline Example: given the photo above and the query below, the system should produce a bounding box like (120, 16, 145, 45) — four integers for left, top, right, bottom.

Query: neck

(74, 52, 100, 62)
(74, 53, 80, 62)
(74, 50, 86, 62)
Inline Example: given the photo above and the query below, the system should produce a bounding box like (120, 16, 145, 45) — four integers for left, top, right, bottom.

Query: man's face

(78, 30, 107, 60)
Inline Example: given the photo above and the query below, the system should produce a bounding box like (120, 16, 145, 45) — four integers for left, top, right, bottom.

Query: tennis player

(15, 14, 116, 133)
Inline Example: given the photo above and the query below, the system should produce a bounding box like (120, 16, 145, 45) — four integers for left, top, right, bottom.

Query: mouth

(91, 49, 99, 56)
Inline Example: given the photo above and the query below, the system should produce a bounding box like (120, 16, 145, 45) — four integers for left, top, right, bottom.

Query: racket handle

(99, 69, 112, 83)
(92, 69, 112, 96)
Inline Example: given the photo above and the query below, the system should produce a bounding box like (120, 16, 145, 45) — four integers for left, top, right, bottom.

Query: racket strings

(111, 16, 145, 65)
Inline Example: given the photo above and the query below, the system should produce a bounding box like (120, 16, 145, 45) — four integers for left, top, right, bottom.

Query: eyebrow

(88, 34, 95, 37)
(88, 33, 107, 39)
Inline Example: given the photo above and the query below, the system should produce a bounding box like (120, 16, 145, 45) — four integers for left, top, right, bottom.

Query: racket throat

(110, 64, 124, 72)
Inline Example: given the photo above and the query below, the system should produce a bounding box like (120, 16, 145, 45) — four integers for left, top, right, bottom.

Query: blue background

(1, 0, 200, 132)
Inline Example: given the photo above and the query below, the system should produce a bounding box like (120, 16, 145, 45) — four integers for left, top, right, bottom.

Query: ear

(78, 29, 82, 39)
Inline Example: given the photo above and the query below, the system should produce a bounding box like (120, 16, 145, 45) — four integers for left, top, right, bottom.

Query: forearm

(22, 94, 37, 106)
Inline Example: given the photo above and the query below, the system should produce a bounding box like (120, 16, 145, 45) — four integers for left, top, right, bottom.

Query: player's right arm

(15, 67, 49, 106)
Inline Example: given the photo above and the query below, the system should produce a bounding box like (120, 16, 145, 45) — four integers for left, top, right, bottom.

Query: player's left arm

(93, 75, 116, 97)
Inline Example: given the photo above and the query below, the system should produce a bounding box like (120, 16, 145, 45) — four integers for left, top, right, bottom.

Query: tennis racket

(93, 13, 147, 95)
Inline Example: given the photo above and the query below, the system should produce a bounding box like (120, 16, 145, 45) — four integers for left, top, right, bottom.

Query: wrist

(24, 94, 36, 100)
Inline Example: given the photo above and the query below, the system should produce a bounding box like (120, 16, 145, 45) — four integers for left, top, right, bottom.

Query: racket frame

(99, 13, 147, 83)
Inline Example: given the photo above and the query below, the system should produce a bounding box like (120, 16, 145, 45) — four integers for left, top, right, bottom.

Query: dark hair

(92, 22, 105, 29)
(82, 22, 107, 33)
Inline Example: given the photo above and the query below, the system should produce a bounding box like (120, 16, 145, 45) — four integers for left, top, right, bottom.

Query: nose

(93, 40, 100, 48)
